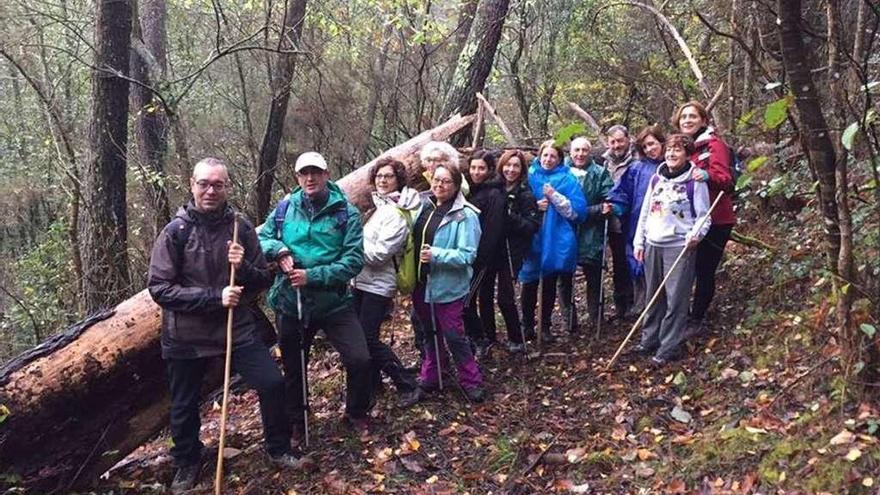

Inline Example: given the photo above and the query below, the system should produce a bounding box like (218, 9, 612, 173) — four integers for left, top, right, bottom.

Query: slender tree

(131, 0, 171, 237)
(254, 0, 307, 220)
(80, 0, 133, 312)
(442, 0, 511, 146)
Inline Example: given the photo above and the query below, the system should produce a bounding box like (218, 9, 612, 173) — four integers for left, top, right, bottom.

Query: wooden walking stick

(605, 192, 723, 370)
(215, 213, 240, 495)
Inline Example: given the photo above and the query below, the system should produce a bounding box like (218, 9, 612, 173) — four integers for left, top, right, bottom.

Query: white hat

(295, 151, 328, 172)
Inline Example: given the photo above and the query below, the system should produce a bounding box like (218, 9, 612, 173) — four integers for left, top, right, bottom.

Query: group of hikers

(147, 99, 737, 492)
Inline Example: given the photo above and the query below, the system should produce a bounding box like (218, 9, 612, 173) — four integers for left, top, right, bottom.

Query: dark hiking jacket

(148, 202, 273, 359)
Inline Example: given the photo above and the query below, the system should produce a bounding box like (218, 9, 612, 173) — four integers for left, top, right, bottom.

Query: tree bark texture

(80, 0, 133, 313)
(0, 113, 474, 492)
(254, 0, 307, 221)
(442, 0, 511, 146)
(132, 0, 171, 238)
(777, 0, 840, 272)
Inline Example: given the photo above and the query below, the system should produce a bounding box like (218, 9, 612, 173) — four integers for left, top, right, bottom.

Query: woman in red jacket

(672, 100, 736, 334)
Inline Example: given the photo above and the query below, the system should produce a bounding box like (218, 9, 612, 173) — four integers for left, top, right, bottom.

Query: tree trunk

(777, 0, 840, 273)
(254, 0, 307, 221)
(0, 113, 475, 492)
(80, 0, 133, 313)
(131, 0, 171, 239)
(442, 0, 511, 146)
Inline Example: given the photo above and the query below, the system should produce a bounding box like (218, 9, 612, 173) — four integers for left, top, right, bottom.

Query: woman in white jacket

(353, 158, 421, 405)
(632, 134, 711, 365)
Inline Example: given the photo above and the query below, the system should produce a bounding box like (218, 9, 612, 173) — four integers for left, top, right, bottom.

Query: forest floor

(100, 205, 879, 495)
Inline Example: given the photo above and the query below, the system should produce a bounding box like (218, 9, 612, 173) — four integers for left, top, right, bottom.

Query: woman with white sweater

(632, 134, 711, 365)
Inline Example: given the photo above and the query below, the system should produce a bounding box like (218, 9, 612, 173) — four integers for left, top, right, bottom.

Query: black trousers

(478, 262, 524, 344)
(353, 289, 416, 393)
(277, 306, 372, 425)
(608, 230, 634, 311)
(165, 342, 290, 467)
(691, 224, 733, 320)
(521, 273, 562, 335)
(557, 262, 602, 331)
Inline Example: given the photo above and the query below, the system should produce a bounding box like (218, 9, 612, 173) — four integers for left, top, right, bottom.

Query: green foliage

(554, 122, 588, 147)
(842, 122, 860, 151)
(0, 219, 79, 362)
(763, 95, 792, 130)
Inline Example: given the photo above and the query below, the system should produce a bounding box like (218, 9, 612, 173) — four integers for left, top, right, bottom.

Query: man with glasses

(148, 158, 302, 494)
(259, 152, 373, 439)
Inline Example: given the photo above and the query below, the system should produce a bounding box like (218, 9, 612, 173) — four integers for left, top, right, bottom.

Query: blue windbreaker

(519, 159, 588, 282)
(607, 157, 661, 278)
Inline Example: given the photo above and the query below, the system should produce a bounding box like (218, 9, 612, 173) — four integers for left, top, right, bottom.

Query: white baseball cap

(295, 151, 328, 172)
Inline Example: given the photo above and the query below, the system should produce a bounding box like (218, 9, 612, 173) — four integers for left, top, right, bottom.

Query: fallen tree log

(0, 112, 474, 492)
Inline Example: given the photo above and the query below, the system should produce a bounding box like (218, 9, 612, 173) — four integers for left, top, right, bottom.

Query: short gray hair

(419, 141, 460, 167)
(192, 157, 227, 176)
(605, 124, 629, 138)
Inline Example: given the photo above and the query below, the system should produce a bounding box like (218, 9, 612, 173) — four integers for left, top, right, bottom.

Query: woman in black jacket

(482, 149, 540, 353)
(463, 150, 508, 358)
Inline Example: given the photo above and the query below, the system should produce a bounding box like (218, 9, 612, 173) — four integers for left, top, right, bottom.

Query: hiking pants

(521, 273, 563, 336)
(277, 307, 373, 424)
(691, 224, 733, 321)
(353, 288, 416, 394)
(412, 285, 482, 390)
(608, 230, 634, 313)
(557, 263, 602, 332)
(479, 262, 524, 344)
(165, 343, 291, 467)
(640, 244, 696, 360)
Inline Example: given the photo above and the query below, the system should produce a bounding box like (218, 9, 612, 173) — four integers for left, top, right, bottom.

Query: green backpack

(392, 208, 417, 295)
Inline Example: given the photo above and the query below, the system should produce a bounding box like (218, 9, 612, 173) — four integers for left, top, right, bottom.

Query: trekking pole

(506, 239, 527, 356)
(215, 214, 240, 495)
(295, 285, 310, 448)
(426, 273, 444, 391)
(606, 192, 723, 370)
(536, 209, 547, 350)
(596, 217, 609, 341)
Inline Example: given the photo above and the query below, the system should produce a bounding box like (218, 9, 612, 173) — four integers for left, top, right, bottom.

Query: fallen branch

(730, 229, 777, 252)
(475, 92, 519, 146)
(566, 102, 603, 136)
(501, 436, 557, 494)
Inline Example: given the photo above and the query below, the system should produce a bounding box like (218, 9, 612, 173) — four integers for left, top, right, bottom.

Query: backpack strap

(166, 217, 194, 272)
(686, 179, 696, 218)
(273, 195, 291, 239)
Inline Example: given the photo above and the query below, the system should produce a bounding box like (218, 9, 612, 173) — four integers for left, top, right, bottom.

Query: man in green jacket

(259, 152, 372, 437)
(559, 137, 614, 334)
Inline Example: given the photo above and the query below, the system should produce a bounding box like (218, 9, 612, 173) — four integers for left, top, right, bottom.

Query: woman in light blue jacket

(403, 163, 486, 406)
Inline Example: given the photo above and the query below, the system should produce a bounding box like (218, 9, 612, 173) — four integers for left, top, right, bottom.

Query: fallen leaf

(862, 477, 874, 487)
(399, 456, 424, 473)
(222, 447, 241, 459)
(828, 429, 855, 446)
(721, 368, 739, 380)
(570, 482, 591, 493)
(845, 448, 862, 461)
(425, 475, 438, 484)
(565, 447, 586, 463)
(635, 466, 655, 478)
(611, 426, 627, 441)
(667, 478, 686, 493)
(636, 448, 657, 461)
(670, 406, 692, 424)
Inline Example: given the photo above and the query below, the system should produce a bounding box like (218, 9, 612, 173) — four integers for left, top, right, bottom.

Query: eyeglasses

(424, 155, 448, 164)
(375, 173, 396, 181)
(194, 180, 229, 192)
(432, 177, 454, 186)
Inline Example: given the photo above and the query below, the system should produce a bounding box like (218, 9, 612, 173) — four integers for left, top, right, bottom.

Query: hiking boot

(684, 319, 707, 339)
(342, 415, 370, 435)
(507, 341, 525, 354)
(170, 463, 201, 494)
(398, 387, 424, 409)
(269, 451, 307, 469)
(474, 341, 490, 360)
(463, 386, 487, 403)
(649, 356, 669, 368)
(630, 344, 655, 357)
